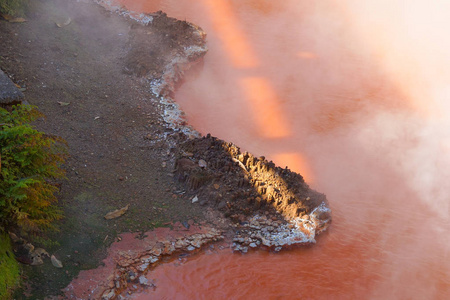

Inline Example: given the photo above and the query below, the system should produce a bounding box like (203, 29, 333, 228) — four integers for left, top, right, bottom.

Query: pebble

(151, 248, 162, 256)
(137, 263, 149, 272)
(139, 276, 149, 286)
(51, 255, 63, 268)
(102, 289, 115, 300)
(198, 159, 207, 168)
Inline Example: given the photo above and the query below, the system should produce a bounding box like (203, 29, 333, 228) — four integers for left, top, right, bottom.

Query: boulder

(0, 69, 24, 107)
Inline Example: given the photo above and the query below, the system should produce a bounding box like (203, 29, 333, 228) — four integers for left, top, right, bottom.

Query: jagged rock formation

(175, 134, 332, 252)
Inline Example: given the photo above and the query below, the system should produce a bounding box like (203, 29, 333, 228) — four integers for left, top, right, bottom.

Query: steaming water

(106, 0, 450, 298)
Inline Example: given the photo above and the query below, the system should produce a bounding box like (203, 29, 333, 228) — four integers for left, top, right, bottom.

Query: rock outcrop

(175, 134, 332, 252)
(0, 69, 23, 107)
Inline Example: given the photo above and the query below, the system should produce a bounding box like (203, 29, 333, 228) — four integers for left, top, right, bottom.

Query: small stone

(23, 243, 34, 253)
(51, 255, 63, 268)
(162, 242, 175, 255)
(30, 255, 44, 266)
(249, 242, 257, 248)
(261, 238, 271, 247)
(190, 237, 203, 248)
(128, 271, 136, 281)
(151, 247, 162, 256)
(191, 195, 199, 203)
(217, 201, 227, 210)
(102, 289, 115, 300)
(187, 245, 196, 251)
(8, 232, 22, 243)
(33, 248, 49, 258)
(198, 159, 207, 168)
(139, 276, 149, 286)
(138, 263, 149, 272)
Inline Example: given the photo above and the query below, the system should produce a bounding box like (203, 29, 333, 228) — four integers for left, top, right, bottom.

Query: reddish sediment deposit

(64, 223, 224, 299)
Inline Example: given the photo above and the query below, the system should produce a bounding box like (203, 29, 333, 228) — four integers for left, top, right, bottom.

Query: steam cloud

(108, 0, 450, 298)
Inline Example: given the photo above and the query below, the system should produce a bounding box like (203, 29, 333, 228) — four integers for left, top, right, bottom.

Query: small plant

(0, 233, 20, 300)
(0, 0, 29, 17)
(0, 105, 67, 238)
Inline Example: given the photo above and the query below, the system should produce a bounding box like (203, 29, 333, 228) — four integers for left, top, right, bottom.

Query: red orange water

(106, 0, 450, 298)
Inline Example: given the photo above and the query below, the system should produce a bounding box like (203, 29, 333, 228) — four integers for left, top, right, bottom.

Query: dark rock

(217, 201, 227, 210)
(181, 220, 190, 229)
(0, 69, 24, 106)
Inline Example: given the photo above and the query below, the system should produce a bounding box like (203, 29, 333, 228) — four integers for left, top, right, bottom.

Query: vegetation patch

(0, 233, 20, 300)
(0, 105, 67, 240)
(0, 0, 29, 17)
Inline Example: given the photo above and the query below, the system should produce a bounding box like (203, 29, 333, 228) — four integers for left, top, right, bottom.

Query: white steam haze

(107, 0, 450, 298)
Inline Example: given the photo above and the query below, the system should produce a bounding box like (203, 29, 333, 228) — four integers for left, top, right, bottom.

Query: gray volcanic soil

(0, 0, 330, 298)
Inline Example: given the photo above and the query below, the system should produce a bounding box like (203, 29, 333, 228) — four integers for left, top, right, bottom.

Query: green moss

(0, 0, 29, 17)
(0, 233, 20, 300)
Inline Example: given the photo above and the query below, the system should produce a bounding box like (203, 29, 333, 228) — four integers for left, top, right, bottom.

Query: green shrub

(0, 105, 67, 238)
(0, 0, 29, 17)
(0, 233, 20, 300)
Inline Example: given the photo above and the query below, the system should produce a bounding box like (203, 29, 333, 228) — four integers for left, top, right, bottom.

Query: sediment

(64, 224, 224, 299)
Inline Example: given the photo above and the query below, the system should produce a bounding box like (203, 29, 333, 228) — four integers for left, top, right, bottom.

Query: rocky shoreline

(174, 135, 331, 253)
(109, 7, 332, 253)
(61, 6, 332, 299)
(1, 1, 331, 298)
(64, 224, 225, 299)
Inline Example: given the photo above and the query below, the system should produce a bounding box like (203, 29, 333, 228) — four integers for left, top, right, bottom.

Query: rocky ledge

(174, 135, 332, 252)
